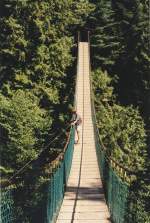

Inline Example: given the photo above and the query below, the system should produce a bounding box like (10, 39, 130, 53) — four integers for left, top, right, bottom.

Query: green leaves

(93, 69, 147, 173)
(0, 0, 93, 173)
(88, 0, 149, 124)
(0, 90, 51, 169)
(93, 69, 149, 221)
(87, 0, 121, 69)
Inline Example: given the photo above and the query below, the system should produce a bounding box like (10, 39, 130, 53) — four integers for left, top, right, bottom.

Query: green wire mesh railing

(1, 35, 78, 222)
(46, 126, 75, 223)
(88, 39, 130, 223)
(0, 127, 75, 223)
(95, 141, 129, 223)
(0, 188, 14, 223)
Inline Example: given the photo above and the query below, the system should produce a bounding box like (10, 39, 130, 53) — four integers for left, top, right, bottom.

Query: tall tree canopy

(88, 0, 149, 123)
(0, 0, 93, 172)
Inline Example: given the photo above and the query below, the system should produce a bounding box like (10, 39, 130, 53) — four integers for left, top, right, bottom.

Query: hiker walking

(71, 109, 82, 144)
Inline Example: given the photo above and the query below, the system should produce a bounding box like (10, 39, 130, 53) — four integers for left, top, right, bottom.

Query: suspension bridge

(56, 42, 110, 223)
(1, 39, 130, 223)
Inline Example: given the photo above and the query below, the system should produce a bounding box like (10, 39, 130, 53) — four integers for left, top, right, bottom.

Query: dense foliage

(93, 69, 147, 174)
(89, 0, 150, 221)
(93, 69, 149, 222)
(88, 0, 149, 123)
(0, 0, 93, 173)
(0, 0, 93, 222)
(0, 90, 50, 170)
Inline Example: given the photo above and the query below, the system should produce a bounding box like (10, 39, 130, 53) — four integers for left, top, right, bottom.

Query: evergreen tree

(0, 0, 93, 175)
(111, 0, 149, 122)
(87, 0, 121, 71)
(93, 69, 147, 173)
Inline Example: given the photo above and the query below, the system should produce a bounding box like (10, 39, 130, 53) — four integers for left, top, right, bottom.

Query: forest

(0, 0, 149, 222)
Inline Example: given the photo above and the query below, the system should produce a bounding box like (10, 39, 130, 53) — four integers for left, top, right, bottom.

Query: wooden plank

(56, 42, 110, 223)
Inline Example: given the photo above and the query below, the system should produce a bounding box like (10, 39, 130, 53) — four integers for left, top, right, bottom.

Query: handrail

(1, 34, 77, 223)
(88, 37, 131, 223)
(88, 36, 136, 179)
(0, 126, 75, 223)
(0, 124, 71, 188)
(50, 126, 72, 170)
(49, 33, 81, 172)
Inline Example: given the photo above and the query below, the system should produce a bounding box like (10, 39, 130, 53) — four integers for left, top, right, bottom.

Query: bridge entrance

(78, 30, 90, 42)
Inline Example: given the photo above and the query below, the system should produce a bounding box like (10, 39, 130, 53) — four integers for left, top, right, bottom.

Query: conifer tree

(88, 0, 121, 71)
(111, 0, 149, 121)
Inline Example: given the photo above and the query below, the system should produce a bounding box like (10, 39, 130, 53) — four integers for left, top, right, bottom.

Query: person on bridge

(70, 109, 82, 144)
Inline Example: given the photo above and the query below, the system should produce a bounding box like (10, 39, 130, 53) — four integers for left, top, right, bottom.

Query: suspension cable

(8, 124, 71, 182)
(89, 35, 136, 175)
(4, 37, 78, 185)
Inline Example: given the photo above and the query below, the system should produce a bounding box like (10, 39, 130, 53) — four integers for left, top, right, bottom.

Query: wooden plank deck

(56, 42, 110, 223)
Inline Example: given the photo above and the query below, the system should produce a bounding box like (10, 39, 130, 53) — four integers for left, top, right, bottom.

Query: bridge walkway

(56, 42, 110, 223)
